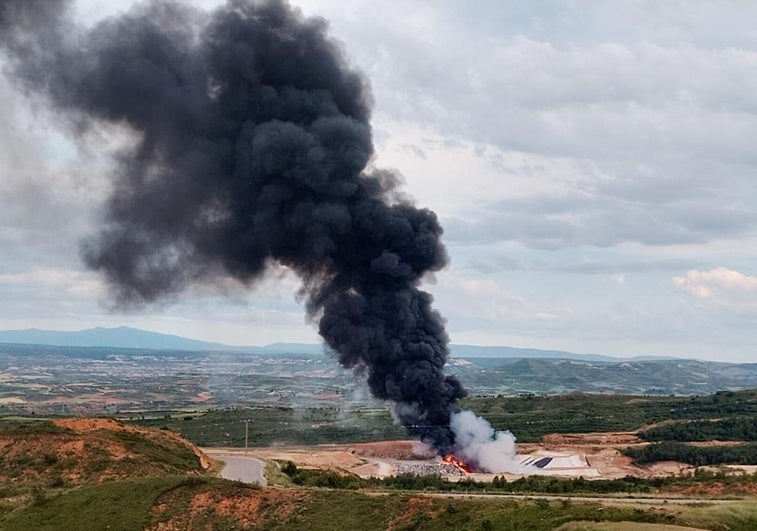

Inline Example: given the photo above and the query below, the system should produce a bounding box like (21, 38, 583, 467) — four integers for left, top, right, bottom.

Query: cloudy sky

(2, 0, 757, 362)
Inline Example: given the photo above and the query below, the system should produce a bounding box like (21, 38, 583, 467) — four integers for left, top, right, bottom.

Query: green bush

(624, 442, 757, 466)
(640, 417, 757, 442)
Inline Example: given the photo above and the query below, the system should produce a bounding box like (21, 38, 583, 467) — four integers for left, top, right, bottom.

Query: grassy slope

(0, 477, 185, 531)
(2, 480, 755, 531)
(0, 420, 205, 485)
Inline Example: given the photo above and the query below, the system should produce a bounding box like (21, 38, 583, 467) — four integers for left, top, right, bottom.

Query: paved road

(209, 454, 267, 486)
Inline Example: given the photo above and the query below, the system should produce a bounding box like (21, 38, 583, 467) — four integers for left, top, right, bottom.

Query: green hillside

(0, 418, 208, 486)
(465, 389, 757, 442)
(0, 414, 755, 530)
(3, 476, 755, 531)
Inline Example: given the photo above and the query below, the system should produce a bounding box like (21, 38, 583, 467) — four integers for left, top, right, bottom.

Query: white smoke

(450, 410, 523, 473)
(411, 439, 433, 458)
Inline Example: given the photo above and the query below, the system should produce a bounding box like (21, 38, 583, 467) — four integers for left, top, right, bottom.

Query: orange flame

(443, 454, 473, 473)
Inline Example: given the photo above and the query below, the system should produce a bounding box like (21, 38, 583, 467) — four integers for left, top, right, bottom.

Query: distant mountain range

(447, 345, 671, 362)
(0, 327, 333, 355)
(0, 326, 675, 362)
(0, 326, 233, 352)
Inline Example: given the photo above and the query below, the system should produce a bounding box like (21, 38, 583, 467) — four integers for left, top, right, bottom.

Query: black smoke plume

(0, 0, 466, 453)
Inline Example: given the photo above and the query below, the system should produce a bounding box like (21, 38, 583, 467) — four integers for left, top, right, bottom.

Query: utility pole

(244, 420, 249, 456)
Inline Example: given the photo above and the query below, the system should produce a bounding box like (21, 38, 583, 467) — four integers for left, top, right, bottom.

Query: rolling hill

(0, 326, 671, 361)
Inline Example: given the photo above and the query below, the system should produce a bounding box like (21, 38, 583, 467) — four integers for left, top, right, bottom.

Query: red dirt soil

(148, 486, 307, 530)
(0, 418, 212, 484)
(387, 497, 440, 530)
(55, 418, 214, 470)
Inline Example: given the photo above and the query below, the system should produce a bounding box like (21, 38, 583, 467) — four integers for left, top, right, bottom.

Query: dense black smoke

(0, 0, 466, 453)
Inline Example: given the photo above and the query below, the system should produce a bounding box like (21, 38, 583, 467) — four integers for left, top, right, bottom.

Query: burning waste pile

(395, 461, 466, 477)
(1, 0, 519, 473)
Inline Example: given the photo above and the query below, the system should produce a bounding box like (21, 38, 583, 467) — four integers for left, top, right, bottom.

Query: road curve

(206, 453, 267, 486)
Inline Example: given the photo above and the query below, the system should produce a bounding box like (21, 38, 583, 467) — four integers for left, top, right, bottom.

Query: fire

(443, 454, 473, 473)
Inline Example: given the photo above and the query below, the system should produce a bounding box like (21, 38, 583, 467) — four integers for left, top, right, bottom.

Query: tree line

(639, 417, 757, 442)
(624, 442, 757, 466)
(278, 461, 756, 493)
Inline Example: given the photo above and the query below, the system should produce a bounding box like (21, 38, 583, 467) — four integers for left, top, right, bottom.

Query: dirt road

(417, 492, 737, 505)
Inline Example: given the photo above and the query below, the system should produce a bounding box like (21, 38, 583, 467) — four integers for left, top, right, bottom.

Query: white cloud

(673, 267, 757, 302)
(0, 268, 103, 296)
(427, 269, 569, 334)
(603, 273, 625, 285)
